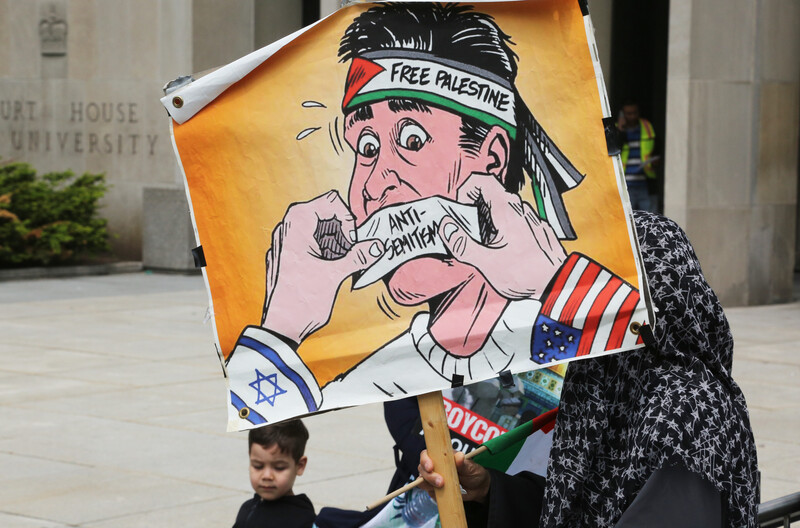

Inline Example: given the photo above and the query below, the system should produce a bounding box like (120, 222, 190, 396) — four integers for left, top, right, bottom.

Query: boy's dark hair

(338, 3, 526, 193)
(248, 419, 309, 462)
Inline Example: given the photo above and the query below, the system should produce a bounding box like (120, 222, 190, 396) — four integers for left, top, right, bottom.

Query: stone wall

(320, 0, 340, 18)
(0, 0, 306, 263)
(3, 0, 796, 300)
(665, 0, 800, 305)
(0, 0, 194, 259)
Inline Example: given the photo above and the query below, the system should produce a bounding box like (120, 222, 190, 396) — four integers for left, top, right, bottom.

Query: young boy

(233, 419, 315, 528)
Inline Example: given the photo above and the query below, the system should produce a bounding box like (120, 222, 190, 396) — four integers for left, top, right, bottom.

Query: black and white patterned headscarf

(540, 211, 759, 527)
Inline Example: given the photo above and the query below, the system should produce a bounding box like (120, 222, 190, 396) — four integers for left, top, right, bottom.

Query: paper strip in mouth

(353, 196, 481, 289)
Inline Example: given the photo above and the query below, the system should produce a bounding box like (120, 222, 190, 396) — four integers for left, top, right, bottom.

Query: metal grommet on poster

(629, 321, 642, 335)
(172, 96, 184, 109)
(239, 407, 250, 419)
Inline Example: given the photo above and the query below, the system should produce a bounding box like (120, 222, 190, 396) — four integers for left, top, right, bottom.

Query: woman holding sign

(418, 211, 760, 528)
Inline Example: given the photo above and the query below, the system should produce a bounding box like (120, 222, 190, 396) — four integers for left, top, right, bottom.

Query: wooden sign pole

(417, 391, 468, 528)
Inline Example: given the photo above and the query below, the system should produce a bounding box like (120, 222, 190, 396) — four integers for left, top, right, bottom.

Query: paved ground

(0, 272, 797, 527)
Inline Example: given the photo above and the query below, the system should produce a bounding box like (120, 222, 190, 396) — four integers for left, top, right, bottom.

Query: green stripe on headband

(532, 180, 548, 222)
(346, 89, 517, 140)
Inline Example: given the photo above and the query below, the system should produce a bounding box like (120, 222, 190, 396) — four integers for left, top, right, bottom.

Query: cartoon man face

(344, 100, 475, 222)
(343, 98, 513, 356)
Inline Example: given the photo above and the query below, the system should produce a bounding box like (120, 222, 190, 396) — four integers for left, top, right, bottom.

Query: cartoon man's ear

(480, 126, 510, 184)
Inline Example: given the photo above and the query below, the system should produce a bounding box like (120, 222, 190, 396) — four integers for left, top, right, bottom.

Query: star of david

(249, 369, 287, 407)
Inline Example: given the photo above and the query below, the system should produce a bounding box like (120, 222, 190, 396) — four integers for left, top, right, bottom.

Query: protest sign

(161, 1, 652, 432)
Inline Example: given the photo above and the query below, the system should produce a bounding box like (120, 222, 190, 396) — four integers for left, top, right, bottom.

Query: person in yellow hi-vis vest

(618, 101, 658, 212)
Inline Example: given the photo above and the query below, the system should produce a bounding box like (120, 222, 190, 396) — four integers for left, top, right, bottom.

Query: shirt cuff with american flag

(531, 253, 644, 364)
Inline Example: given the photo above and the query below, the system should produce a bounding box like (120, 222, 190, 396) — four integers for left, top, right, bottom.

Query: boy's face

(249, 443, 306, 501)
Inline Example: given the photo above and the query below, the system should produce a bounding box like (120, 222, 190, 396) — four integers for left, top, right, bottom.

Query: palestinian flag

(473, 407, 559, 477)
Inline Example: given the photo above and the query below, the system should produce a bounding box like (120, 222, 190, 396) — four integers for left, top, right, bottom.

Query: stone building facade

(0, 0, 307, 264)
(0, 0, 797, 306)
(664, 0, 800, 305)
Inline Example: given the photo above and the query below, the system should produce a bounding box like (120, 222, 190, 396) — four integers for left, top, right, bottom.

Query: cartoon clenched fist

(261, 190, 384, 344)
(439, 173, 567, 301)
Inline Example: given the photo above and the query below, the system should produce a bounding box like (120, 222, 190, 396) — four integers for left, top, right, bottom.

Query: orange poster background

(172, 0, 637, 386)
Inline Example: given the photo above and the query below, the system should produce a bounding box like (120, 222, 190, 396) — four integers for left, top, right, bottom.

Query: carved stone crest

(39, 1, 68, 56)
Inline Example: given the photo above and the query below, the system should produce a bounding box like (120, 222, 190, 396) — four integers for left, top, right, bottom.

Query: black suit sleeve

(383, 398, 426, 492)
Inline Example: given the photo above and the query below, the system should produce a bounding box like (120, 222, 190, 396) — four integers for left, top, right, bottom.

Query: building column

(664, 0, 800, 305)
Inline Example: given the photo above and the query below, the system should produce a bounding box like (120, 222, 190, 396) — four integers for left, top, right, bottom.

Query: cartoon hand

(439, 173, 566, 300)
(262, 190, 384, 343)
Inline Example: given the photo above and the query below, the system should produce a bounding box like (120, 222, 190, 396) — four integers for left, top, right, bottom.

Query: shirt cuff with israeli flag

(531, 253, 645, 364)
(226, 326, 322, 430)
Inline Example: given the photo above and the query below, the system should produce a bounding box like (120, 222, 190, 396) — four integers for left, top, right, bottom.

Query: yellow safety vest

(620, 119, 656, 179)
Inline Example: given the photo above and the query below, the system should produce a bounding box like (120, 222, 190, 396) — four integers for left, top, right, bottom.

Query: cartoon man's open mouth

(351, 196, 482, 289)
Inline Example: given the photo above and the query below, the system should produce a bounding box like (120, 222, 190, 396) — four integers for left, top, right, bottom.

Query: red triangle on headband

(342, 58, 385, 109)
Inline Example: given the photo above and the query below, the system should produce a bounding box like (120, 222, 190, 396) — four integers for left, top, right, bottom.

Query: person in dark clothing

(419, 211, 760, 528)
(234, 419, 316, 528)
(234, 493, 315, 528)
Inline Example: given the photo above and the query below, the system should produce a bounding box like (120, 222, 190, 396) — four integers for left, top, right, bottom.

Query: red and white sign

(442, 397, 507, 444)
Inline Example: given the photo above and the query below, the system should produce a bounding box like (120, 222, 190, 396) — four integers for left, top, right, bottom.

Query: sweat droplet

(302, 101, 326, 108)
(296, 127, 321, 140)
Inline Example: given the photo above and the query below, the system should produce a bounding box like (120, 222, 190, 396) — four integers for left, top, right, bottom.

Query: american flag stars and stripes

(532, 253, 644, 364)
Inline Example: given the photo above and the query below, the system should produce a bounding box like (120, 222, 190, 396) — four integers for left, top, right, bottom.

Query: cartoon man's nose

(363, 168, 400, 201)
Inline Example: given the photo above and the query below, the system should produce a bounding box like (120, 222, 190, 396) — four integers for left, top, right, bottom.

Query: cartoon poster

(161, 1, 652, 431)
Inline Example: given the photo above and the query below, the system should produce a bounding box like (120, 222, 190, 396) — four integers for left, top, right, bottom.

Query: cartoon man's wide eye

(398, 123, 429, 151)
(357, 132, 380, 158)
